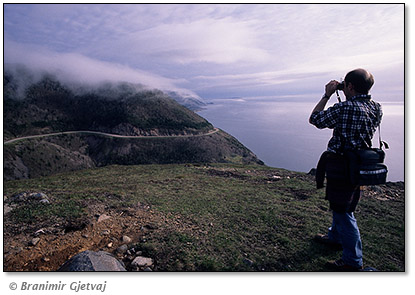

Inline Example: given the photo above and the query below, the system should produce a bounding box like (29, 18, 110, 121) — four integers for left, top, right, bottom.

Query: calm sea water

(199, 99, 404, 182)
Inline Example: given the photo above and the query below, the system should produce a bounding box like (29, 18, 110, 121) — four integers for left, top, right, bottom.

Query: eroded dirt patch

(3, 203, 164, 271)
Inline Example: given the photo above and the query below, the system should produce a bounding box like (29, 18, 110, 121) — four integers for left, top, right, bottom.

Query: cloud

(81, 15, 271, 66)
(3, 3, 404, 101)
(4, 39, 200, 98)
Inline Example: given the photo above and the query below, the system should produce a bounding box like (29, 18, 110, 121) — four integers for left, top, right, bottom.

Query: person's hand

(324, 80, 340, 98)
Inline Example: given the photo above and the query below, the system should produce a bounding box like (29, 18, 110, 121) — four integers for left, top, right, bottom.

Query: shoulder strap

(377, 109, 389, 150)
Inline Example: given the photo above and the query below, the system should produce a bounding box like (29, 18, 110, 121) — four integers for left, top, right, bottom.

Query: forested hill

(3, 67, 263, 180)
(3, 70, 211, 140)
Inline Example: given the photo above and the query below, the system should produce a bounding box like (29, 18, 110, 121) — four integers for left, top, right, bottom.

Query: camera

(336, 82, 345, 90)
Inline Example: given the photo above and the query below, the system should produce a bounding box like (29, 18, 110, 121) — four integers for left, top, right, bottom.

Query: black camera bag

(344, 148, 388, 185)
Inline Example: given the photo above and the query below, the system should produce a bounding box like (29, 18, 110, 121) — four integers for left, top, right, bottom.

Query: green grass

(3, 163, 404, 271)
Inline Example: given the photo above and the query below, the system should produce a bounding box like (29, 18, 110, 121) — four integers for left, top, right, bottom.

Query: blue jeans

(328, 211, 363, 267)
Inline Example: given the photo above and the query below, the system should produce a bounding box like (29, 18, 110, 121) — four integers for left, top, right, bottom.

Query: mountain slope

(4, 72, 212, 140)
(3, 68, 263, 180)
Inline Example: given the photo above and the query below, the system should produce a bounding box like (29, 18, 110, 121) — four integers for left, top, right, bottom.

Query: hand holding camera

(324, 80, 344, 102)
(325, 80, 340, 96)
(336, 81, 344, 90)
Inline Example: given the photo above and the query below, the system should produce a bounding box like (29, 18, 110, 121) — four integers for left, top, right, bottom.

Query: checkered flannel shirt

(310, 94, 382, 153)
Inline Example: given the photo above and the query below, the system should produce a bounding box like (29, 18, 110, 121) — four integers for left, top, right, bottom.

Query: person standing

(309, 68, 382, 271)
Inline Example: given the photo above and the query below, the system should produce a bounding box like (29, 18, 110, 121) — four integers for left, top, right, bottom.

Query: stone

(144, 222, 158, 230)
(29, 192, 48, 201)
(308, 168, 317, 176)
(131, 256, 153, 268)
(30, 237, 40, 246)
(4, 204, 14, 214)
(10, 192, 50, 204)
(121, 235, 132, 243)
(10, 192, 28, 203)
(243, 258, 254, 266)
(58, 250, 126, 271)
(97, 214, 111, 223)
(101, 230, 110, 236)
(115, 244, 129, 254)
(360, 266, 379, 272)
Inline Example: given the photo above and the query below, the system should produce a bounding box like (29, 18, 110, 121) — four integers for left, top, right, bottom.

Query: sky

(3, 3, 404, 102)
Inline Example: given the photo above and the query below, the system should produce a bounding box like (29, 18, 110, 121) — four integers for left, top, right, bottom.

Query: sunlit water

(199, 99, 404, 182)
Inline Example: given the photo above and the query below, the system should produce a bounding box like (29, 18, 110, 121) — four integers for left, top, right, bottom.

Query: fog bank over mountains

(4, 62, 206, 111)
(4, 40, 206, 109)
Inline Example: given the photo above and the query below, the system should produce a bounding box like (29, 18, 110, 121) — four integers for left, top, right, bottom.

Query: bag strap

(377, 112, 389, 150)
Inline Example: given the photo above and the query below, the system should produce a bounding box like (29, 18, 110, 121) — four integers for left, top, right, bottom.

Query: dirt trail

(4, 128, 220, 145)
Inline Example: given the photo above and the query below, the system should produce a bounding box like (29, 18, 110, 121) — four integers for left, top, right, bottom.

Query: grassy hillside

(3, 163, 404, 271)
(3, 129, 262, 180)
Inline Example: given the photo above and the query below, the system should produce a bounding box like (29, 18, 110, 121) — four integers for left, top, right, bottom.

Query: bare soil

(3, 202, 165, 271)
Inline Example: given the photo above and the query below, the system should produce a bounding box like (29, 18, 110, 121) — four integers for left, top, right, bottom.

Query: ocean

(199, 99, 405, 182)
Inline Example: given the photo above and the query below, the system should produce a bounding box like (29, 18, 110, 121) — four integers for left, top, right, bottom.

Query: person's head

(343, 68, 374, 97)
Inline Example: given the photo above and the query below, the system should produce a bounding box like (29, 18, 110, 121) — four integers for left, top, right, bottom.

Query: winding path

(4, 128, 220, 145)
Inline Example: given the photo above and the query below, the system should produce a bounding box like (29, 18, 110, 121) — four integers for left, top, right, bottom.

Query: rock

(370, 186, 383, 194)
(144, 222, 158, 230)
(97, 214, 111, 223)
(116, 244, 129, 254)
(30, 237, 40, 246)
(10, 192, 28, 202)
(308, 168, 317, 176)
(131, 256, 153, 268)
(10, 192, 50, 204)
(359, 266, 379, 272)
(121, 235, 132, 243)
(143, 267, 153, 272)
(34, 229, 46, 236)
(58, 250, 126, 271)
(243, 258, 254, 266)
(101, 229, 110, 236)
(29, 192, 48, 201)
(4, 204, 14, 214)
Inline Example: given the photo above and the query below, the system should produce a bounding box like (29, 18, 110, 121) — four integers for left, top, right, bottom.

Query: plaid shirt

(310, 94, 382, 153)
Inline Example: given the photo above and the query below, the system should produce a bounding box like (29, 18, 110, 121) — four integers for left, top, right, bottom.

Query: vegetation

(3, 70, 261, 180)
(3, 164, 404, 271)
(3, 74, 212, 139)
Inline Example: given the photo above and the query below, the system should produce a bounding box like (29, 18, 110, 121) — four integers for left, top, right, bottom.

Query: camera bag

(344, 148, 388, 185)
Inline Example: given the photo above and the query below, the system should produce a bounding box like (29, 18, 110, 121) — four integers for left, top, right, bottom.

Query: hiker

(309, 68, 382, 271)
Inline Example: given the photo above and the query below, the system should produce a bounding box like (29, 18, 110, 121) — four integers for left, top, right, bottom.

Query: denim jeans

(328, 211, 363, 267)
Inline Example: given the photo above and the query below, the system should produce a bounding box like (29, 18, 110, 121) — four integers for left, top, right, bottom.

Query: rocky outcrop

(58, 250, 126, 271)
